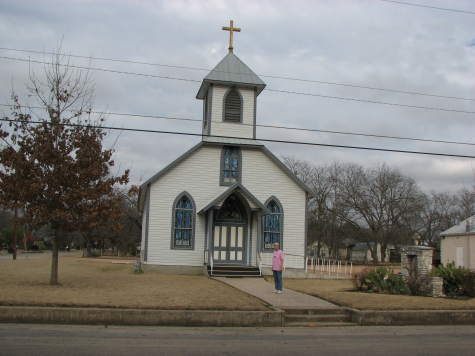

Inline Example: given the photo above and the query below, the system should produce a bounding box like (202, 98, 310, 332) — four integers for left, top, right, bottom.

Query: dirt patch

(0, 255, 267, 311)
(280, 279, 475, 310)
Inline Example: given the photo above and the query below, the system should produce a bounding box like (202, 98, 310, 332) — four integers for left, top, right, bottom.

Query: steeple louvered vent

(224, 89, 242, 121)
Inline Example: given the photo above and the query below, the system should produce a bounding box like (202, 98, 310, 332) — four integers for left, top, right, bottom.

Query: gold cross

(222, 20, 241, 52)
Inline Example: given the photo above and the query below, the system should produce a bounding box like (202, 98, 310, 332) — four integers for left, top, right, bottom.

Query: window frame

(170, 191, 196, 250)
(222, 87, 243, 123)
(220, 146, 242, 186)
(262, 196, 284, 252)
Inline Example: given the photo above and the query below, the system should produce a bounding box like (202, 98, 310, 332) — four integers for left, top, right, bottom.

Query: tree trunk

(50, 232, 59, 285)
(86, 242, 92, 257)
(12, 207, 18, 260)
(368, 244, 379, 263)
(380, 243, 387, 262)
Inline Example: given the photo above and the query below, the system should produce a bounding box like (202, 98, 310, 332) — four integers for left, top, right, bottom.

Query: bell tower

(196, 20, 266, 140)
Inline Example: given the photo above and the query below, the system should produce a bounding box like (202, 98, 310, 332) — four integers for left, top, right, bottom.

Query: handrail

(210, 251, 214, 276)
(257, 250, 262, 276)
(204, 248, 214, 277)
(284, 252, 305, 258)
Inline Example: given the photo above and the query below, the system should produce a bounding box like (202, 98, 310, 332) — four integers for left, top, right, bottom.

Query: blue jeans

(273, 270, 283, 291)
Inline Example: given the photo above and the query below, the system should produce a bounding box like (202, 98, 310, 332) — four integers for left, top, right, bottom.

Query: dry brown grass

(283, 279, 475, 310)
(0, 254, 267, 311)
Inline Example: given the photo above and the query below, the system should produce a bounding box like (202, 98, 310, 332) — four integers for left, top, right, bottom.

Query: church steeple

(197, 21, 266, 140)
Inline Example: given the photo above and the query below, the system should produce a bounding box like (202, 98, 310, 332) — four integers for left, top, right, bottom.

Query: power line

(266, 88, 475, 114)
(2, 55, 475, 115)
(376, 0, 475, 15)
(256, 122, 475, 147)
(2, 103, 475, 147)
(1, 46, 473, 102)
(0, 55, 201, 83)
(1, 118, 474, 159)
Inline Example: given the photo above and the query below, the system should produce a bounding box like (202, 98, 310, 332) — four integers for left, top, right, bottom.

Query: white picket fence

(306, 256, 353, 278)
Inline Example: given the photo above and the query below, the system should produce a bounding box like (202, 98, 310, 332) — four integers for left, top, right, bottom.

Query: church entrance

(212, 194, 247, 264)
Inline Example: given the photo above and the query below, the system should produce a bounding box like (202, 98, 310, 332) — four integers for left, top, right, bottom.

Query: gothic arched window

(220, 146, 241, 186)
(223, 88, 242, 122)
(262, 198, 283, 250)
(171, 192, 195, 249)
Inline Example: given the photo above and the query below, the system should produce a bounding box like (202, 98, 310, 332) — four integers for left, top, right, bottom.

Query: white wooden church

(139, 21, 311, 276)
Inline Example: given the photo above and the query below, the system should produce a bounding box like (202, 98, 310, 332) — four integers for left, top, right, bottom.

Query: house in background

(307, 240, 397, 263)
(349, 242, 393, 263)
(440, 215, 475, 270)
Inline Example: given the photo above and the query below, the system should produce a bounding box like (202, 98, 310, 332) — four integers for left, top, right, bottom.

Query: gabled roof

(138, 141, 313, 212)
(196, 52, 266, 99)
(138, 142, 204, 212)
(441, 215, 475, 236)
(260, 146, 312, 195)
(198, 183, 270, 215)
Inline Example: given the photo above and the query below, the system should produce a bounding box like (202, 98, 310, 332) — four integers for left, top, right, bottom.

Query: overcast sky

(0, 0, 474, 193)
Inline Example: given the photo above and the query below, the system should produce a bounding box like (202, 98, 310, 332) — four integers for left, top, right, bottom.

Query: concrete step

(285, 321, 357, 327)
(285, 314, 351, 323)
(211, 271, 260, 277)
(211, 272, 261, 275)
(211, 274, 261, 278)
(208, 265, 260, 277)
(283, 308, 346, 315)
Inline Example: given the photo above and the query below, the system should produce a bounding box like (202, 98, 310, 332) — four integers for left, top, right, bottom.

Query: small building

(349, 242, 392, 263)
(440, 215, 475, 270)
(138, 23, 311, 274)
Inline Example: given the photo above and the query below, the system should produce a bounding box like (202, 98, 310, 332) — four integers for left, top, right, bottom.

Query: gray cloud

(0, 0, 474, 194)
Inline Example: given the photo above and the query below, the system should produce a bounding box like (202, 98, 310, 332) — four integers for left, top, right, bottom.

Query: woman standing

(272, 242, 284, 293)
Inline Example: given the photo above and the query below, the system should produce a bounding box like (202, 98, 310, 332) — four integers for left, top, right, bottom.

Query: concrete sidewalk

(216, 277, 337, 309)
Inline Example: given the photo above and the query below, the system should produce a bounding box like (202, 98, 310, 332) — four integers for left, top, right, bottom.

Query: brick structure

(430, 276, 444, 298)
(401, 246, 444, 297)
(401, 246, 434, 278)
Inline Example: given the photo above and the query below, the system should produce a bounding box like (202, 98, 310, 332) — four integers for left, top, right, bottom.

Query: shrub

(406, 274, 432, 296)
(434, 264, 475, 298)
(355, 267, 408, 295)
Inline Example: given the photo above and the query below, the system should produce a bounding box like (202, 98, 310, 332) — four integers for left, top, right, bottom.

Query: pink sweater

(272, 250, 284, 271)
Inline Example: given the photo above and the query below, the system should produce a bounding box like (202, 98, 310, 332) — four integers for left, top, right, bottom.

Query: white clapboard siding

(146, 145, 306, 269)
(242, 149, 306, 269)
(209, 85, 255, 139)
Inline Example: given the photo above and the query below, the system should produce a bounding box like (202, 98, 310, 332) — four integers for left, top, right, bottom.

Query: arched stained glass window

(223, 88, 242, 122)
(221, 146, 241, 186)
(263, 198, 283, 250)
(172, 193, 195, 249)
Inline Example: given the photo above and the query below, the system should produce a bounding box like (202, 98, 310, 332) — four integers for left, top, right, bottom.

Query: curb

(2, 305, 474, 327)
(345, 308, 475, 326)
(0, 306, 284, 327)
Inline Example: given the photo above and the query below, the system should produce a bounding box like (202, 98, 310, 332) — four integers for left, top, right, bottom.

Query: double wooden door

(213, 224, 245, 263)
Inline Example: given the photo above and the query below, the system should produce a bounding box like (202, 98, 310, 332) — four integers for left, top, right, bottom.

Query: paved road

(1, 324, 474, 356)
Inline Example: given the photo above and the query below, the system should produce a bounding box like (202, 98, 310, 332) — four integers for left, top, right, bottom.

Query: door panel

(237, 227, 243, 247)
(213, 224, 245, 263)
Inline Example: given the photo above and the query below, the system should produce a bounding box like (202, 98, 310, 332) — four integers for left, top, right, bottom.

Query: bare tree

(336, 164, 424, 262)
(417, 192, 459, 247)
(455, 188, 475, 220)
(284, 157, 352, 258)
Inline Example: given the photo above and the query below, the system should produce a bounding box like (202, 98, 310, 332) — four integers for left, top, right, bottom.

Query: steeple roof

(196, 52, 266, 99)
